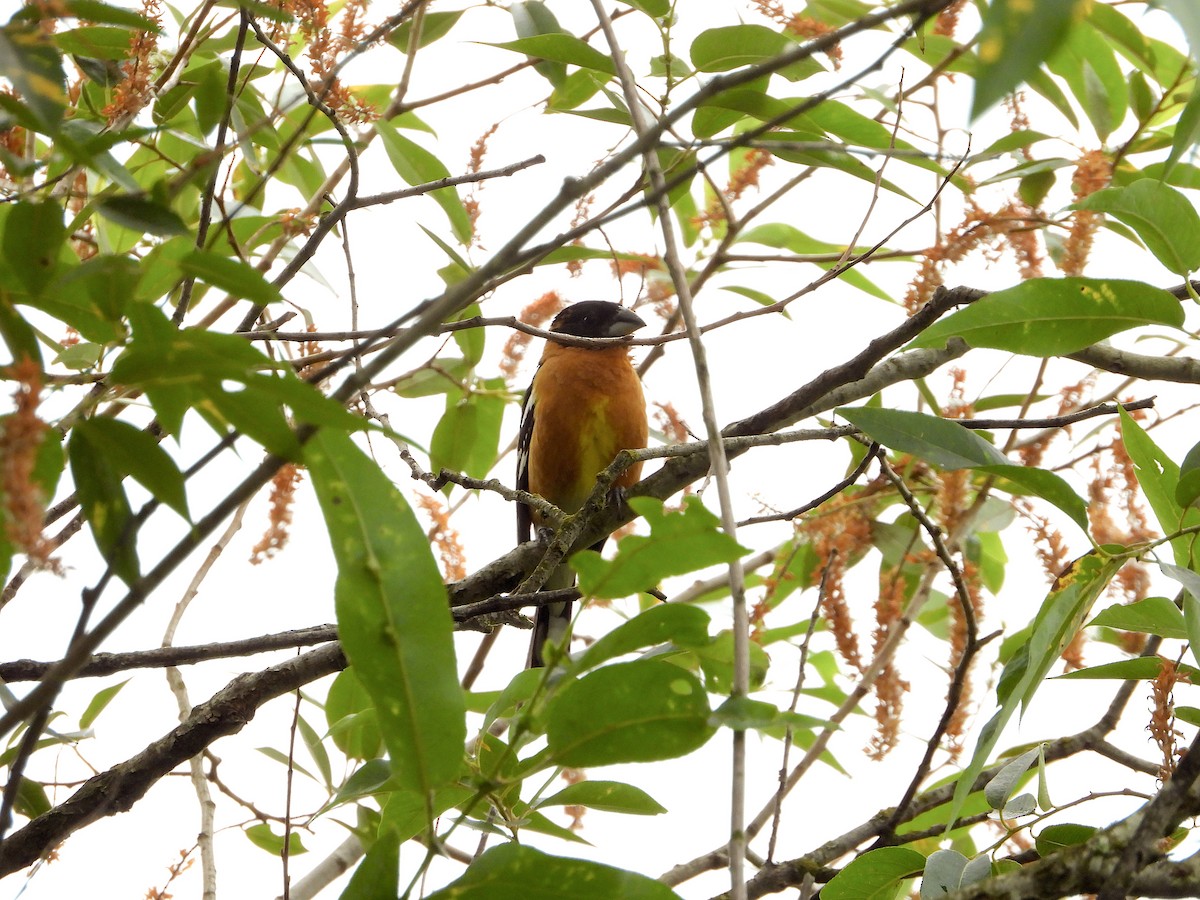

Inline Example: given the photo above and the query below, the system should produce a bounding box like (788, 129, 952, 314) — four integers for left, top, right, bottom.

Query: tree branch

(0, 644, 347, 877)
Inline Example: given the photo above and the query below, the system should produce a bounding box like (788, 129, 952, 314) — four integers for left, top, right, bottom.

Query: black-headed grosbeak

(517, 301, 648, 667)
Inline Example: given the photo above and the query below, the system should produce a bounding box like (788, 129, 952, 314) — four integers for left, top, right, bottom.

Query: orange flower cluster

(1060, 150, 1112, 276)
(416, 492, 467, 583)
(144, 847, 195, 900)
(652, 401, 690, 447)
(800, 489, 881, 674)
(0, 89, 24, 184)
(273, 0, 378, 124)
(250, 463, 303, 564)
(564, 193, 595, 277)
(102, 0, 162, 123)
(933, 0, 968, 38)
(0, 359, 59, 571)
(464, 123, 499, 244)
(1017, 498, 1070, 585)
(905, 198, 1045, 313)
(67, 171, 96, 260)
(499, 292, 564, 381)
(1004, 93, 1034, 161)
(904, 200, 989, 313)
(867, 571, 909, 759)
(1148, 657, 1185, 781)
(943, 562, 984, 759)
(1018, 375, 1095, 468)
(693, 148, 774, 231)
(750, 0, 842, 66)
(561, 767, 588, 831)
(1087, 435, 1155, 613)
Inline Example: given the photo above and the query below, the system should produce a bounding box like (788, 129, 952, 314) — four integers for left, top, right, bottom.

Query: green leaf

(110, 304, 309, 445)
(976, 465, 1089, 533)
(1176, 706, 1200, 727)
(72, 418, 188, 519)
(388, 10, 464, 52)
(822, 847, 925, 900)
(58, 0, 162, 31)
(244, 823, 307, 856)
(12, 777, 50, 820)
(1089, 597, 1187, 640)
(95, 195, 189, 237)
(390, 359, 472, 398)
(0, 297, 43, 368)
(377, 783, 474, 845)
(690, 25, 817, 82)
(328, 759, 392, 808)
(324, 672, 384, 763)
(376, 120, 472, 244)
(694, 631, 771, 695)
(490, 35, 615, 75)
(947, 550, 1122, 828)
(68, 426, 139, 583)
(3, 201, 66, 294)
(838, 406, 1008, 470)
(180, 249, 282, 308)
(79, 678, 129, 729)
(213, 0, 293, 23)
(972, 0, 1087, 119)
(199, 378, 299, 458)
(573, 497, 747, 599)
(0, 17, 67, 131)
(1076, 180, 1200, 275)
(1165, 85, 1200, 181)
(54, 25, 133, 60)
(510, 1, 568, 86)
(1057, 657, 1200, 681)
(540, 781, 667, 816)
(1120, 407, 1200, 568)
(44, 254, 137, 342)
(736, 222, 898, 300)
(709, 696, 827, 732)
(920, 849, 970, 899)
(425, 844, 683, 900)
(1184, 589, 1200, 671)
(984, 745, 1041, 811)
(306, 429, 466, 800)
(574, 604, 711, 673)
(1046, 21, 1126, 141)
(339, 828, 398, 900)
(628, 0, 669, 16)
(451, 303, 485, 366)
(908, 278, 1184, 356)
(429, 382, 505, 482)
(1176, 439, 1200, 508)
(256, 746, 315, 782)
(546, 660, 714, 767)
(1035, 823, 1097, 856)
(297, 715, 332, 789)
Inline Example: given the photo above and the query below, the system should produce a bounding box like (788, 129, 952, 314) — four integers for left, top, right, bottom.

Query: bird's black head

(549, 301, 646, 340)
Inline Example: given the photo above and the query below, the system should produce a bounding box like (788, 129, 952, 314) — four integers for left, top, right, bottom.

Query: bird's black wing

(515, 374, 536, 544)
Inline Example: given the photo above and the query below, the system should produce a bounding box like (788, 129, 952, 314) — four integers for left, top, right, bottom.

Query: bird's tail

(527, 562, 575, 668)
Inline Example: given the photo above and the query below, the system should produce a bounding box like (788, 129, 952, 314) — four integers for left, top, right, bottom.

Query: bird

(517, 301, 648, 667)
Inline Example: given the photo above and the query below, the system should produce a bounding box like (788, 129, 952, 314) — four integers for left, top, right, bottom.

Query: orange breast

(528, 344, 646, 519)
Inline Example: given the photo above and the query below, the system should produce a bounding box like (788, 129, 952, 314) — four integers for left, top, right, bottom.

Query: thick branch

(0, 644, 347, 877)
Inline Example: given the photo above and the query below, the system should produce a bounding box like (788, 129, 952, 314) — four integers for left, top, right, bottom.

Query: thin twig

(589, 6, 750, 893)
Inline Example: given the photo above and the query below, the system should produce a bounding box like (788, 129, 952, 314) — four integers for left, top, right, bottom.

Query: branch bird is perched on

(517, 301, 649, 667)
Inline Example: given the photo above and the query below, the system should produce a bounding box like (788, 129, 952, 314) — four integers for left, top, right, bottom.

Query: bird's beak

(604, 307, 646, 338)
